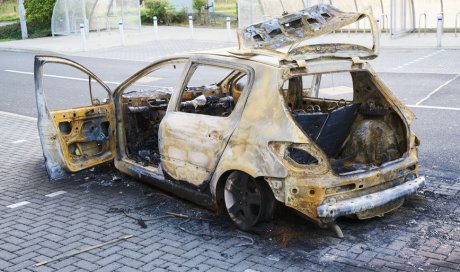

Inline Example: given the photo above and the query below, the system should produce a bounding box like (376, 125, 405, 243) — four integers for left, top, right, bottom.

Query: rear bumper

(317, 176, 426, 218)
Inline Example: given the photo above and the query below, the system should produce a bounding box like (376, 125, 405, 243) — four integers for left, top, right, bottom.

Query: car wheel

(224, 171, 275, 231)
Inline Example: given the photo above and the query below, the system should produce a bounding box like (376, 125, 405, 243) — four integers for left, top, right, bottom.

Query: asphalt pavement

(1, 48, 459, 178)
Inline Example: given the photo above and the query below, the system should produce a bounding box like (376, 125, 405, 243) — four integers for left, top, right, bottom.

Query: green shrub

(0, 21, 51, 41)
(140, 9, 151, 24)
(171, 8, 188, 24)
(145, 0, 174, 25)
(192, 0, 206, 18)
(23, 0, 56, 25)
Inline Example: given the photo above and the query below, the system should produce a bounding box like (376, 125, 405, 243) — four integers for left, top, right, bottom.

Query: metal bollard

(106, 17, 110, 32)
(189, 15, 194, 39)
(418, 13, 427, 37)
(80, 23, 87, 51)
(226, 17, 231, 41)
(153, 16, 159, 40)
(437, 15, 443, 48)
(96, 17, 100, 34)
(119, 20, 126, 46)
(18, 0, 27, 39)
(455, 12, 460, 37)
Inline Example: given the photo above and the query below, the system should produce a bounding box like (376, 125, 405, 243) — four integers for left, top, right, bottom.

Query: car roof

(190, 48, 285, 67)
(189, 47, 365, 73)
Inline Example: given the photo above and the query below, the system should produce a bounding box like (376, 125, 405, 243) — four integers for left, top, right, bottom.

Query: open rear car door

(235, 4, 380, 61)
(35, 56, 116, 181)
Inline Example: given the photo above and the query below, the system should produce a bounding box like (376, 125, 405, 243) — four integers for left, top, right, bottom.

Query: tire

(224, 171, 275, 231)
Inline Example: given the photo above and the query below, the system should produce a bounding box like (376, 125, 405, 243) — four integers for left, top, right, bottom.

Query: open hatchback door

(236, 4, 380, 61)
(35, 56, 116, 181)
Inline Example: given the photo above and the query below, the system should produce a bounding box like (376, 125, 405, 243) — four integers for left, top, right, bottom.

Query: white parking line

(392, 50, 445, 71)
(45, 191, 67, 197)
(3, 70, 121, 85)
(415, 74, 460, 106)
(12, 140, 27, 144)
(7, 201, 30, 208)
(408, 105, 460, 111)
(0, 110, 37, 121)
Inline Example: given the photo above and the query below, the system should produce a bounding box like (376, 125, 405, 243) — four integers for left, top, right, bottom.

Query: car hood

(237, 4, 379, 61)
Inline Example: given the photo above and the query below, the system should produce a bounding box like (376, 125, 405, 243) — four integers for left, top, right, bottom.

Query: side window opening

(120, 61, 188, 168)
(43, 63, 111, 111)
(282, 72, 354, 113)
(178, 64, 248, 117)
(282, 71, 358, 170)
(40, 62, 114, 168)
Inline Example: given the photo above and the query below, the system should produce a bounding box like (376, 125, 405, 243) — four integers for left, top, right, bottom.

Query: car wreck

(35, 4, 425, 237)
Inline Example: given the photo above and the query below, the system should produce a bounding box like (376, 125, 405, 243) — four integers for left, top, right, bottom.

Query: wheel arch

(212, 169, 278, 215)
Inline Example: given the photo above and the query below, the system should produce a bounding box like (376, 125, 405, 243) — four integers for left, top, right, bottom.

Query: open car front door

(35, 56, 116, 181)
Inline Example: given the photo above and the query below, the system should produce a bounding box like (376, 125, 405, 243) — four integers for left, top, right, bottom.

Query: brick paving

(0, 111, 459, 272)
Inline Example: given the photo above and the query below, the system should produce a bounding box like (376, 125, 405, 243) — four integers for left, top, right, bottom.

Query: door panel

(50, 104, 115, 172)
(35, 56, 115, 181)
(161, 112, 233, 186)
(159, 60, 253, 186)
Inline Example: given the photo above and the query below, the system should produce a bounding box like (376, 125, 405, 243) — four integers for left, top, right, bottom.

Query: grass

(0, 0, 52, 41)
(214, 0, 237, 18)
(0, 0, 19, 21)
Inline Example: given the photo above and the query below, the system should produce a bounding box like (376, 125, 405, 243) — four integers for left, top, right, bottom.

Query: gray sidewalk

(0, 26, 459, 62)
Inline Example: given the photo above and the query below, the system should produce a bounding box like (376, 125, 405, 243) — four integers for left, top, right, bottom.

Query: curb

(0, 47, 62, 56)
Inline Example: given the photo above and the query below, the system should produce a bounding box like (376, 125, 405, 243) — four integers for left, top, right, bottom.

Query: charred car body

(35, 5, 425, 236)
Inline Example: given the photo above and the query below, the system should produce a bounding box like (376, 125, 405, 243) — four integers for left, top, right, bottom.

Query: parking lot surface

(0, 108, 459, 272)
(1, 44, 460, 271)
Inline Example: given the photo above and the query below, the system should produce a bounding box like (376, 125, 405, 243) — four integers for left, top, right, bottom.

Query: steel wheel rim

(224, 173, 262, 228)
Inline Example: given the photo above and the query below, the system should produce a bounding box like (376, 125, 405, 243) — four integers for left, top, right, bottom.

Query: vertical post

(237, 0, 241, 28)
(119, 20, 126, 46)
(456, 13, 460, 37)
(153, 16, 158, 40)
(353, 0, 359, 33)
(226, 17, 231, 41)
(121, 0, 124, 25)
(18, 0, 28, 39)
(440, 0, 444, 29)
(137, 0, 142, 31)
(64, 0, 70, 35)
(80, 23, 87, 51)
(107, 17, 110, 32)
(437, 15, 443, 48)
(96, 17, 100, 33)
(390, 0, 395, 39)
(250, 0, 254, 25)
(189, 15, 194, 39)
(302, 0, 309, 8)
(81, 0, 88, 35)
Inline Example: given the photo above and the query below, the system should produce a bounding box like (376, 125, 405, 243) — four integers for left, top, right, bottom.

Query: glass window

(178, 64, 248, 117)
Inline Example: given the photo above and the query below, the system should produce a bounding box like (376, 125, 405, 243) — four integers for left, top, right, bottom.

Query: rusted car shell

(35, 4, 425, 228)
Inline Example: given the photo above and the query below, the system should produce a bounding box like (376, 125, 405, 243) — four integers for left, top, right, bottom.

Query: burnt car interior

(283, 71, 407, 174)
(122, 64, 247, 167)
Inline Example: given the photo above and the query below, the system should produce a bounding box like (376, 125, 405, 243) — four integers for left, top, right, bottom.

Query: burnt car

(35, 5, 425, 236)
